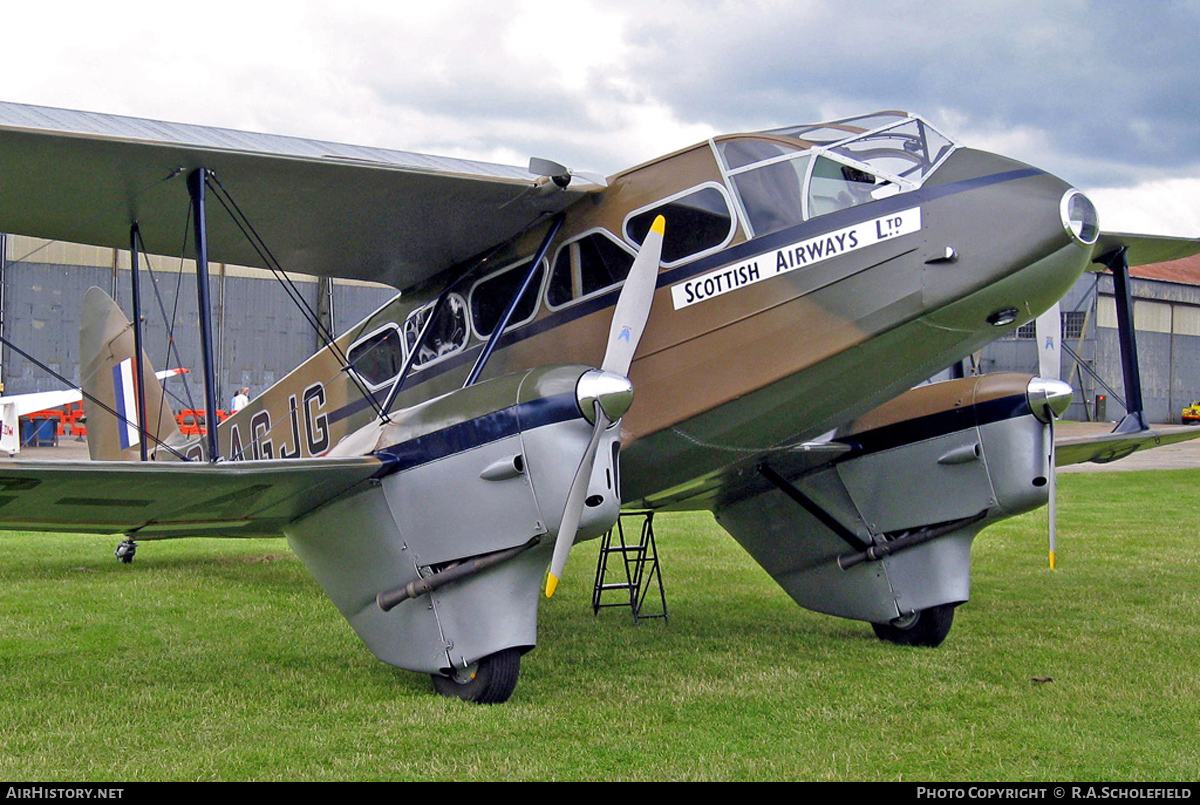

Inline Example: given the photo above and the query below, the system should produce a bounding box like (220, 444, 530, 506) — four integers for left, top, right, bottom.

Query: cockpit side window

(721, 114, 958, 236)
(402, 293, 469, 368)
(730, 155, 810, 239)
(623, 184, 735, 266)
(546, 230, 636, 309)
(807, 156, 882, 217)
(719, 139, 801, 170)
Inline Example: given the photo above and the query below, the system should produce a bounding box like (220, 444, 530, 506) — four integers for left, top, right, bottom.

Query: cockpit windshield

(717, 112, 957, 239)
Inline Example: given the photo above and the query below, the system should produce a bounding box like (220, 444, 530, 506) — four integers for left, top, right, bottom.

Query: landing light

(1061, 190, 1099, 245)
(987, 308, 1019, 327)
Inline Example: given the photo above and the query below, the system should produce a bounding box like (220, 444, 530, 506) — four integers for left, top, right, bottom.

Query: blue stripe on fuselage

(371, 391, 581, 474)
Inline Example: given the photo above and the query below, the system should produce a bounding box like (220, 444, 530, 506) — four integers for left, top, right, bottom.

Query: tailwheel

(114, 539, 137, 564)
(431, 648, 521, 704)
(871, 603, 956, 647)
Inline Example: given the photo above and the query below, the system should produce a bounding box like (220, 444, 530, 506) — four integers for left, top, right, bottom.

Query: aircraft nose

(1060, 189, 1099, 247)
(918, 150, 1097, 335)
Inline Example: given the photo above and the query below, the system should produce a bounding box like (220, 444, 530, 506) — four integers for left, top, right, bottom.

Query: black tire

(431, 648, 521, 704)
(871, 603, 956, 647)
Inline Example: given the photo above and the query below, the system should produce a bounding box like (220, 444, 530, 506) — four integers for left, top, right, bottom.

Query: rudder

(79, 286, 187, 461)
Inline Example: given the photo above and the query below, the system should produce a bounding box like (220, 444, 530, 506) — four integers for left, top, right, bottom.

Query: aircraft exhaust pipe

(838, 512, 986, 570)
(376, 537, 540, 612)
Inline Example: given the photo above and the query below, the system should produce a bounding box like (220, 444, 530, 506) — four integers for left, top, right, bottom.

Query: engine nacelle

(716, 373, 1061, 624)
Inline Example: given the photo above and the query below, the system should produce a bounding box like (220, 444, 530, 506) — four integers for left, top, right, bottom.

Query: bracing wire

(132, 211, 202, 421)
(0, 334, 190, 461)
(200, 172, 388, 419)
(131, 225, 196, 436)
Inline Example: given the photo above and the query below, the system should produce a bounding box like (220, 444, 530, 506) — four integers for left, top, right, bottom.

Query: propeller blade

(1047, 413, 1057, 570)
(1033, 304, 1064, 571)
(1029, 377, 1071, 571)
(1035, 302, 1062, 379)
(602, 215, 665, 376)
(545, 218, 665, 597)
(528, 157, 609, 189)
(529, 156, 568, 179)
(545, 218, 664, 597)
(545, 407, 609, 598)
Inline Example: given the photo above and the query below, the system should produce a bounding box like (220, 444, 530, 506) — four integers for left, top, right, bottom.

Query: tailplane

(79, 287, 188, 461)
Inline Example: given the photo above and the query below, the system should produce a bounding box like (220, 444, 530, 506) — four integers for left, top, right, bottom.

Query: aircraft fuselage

(220, 113, 1094, 515)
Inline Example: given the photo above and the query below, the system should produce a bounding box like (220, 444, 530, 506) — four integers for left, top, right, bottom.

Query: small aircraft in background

(0, 101, 1195, 703)
(0, 368, 187, 456)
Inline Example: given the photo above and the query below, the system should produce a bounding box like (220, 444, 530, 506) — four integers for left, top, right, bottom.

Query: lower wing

(0, 456, 385, 538)
(1056, 425, 1200, 467)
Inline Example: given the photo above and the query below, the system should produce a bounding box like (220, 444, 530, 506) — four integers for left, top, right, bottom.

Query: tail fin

(79, 287, 188, 461)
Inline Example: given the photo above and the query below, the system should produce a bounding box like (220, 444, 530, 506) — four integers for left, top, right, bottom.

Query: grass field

(0, 469, 1197, 781)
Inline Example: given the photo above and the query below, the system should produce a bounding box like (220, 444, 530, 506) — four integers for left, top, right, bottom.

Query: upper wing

(0, 101, 592, 289)
(1091, 231, 1200, 266)
(0, 455, 385, 538)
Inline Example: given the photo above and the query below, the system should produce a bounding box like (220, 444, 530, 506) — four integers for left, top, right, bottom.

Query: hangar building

(0, 234, 396, 407)
(978, 254, 1200, 425)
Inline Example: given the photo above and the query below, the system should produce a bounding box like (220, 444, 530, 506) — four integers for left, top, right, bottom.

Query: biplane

(0, 101, 1195, 703)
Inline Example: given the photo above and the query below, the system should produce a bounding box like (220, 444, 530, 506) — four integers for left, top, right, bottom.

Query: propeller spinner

(545, 216, 665, 597)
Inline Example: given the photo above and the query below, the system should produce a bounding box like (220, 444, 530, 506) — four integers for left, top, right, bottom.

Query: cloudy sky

(2, 0, 1197, 235)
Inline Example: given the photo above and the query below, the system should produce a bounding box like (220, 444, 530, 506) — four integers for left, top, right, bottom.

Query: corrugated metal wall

(0, 255, 395, 407)
(982, 273, 1200, 424)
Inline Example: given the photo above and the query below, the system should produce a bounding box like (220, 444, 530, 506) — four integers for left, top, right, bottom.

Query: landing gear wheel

(871, 603, 956, 647)
(114, 539, 137, 564)
(431, 648, 521, 704)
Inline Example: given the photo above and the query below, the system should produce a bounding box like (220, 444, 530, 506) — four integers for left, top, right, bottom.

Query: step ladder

(592, 510, 667, 623)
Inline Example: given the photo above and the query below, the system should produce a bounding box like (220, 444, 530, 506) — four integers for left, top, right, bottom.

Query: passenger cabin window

(403, 293, 469, 368)
(347, 324, 405, 389)
(469, 258, 545, 338)
(547, 231, 635, 308)
(624, 185, 735, 265)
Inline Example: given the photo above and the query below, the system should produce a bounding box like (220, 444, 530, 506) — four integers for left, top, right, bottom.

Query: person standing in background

(231, 387, 249, 412)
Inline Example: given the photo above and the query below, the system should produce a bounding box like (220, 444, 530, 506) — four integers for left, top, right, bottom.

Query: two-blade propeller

(529, 157, 609, 190)
(544, 215, 665, 598)
(1034, 302, 1068, 570)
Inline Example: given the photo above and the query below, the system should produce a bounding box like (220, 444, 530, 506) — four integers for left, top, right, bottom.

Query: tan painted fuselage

(218, 127, 1093, 510)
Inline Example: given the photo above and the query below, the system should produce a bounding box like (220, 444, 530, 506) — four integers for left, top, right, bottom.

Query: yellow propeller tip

(650, 215, 665, 235)
(1049, 551, 1057, 571)
(545, 574, 560, 598)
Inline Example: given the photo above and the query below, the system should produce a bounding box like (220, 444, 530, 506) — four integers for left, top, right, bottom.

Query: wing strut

(129, 224, 149, 461)
(188, 169, 221, 462)
(1095, 246, 1148, 433)
(464, 215, 563, 388)
(757, 462, 871, 552)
